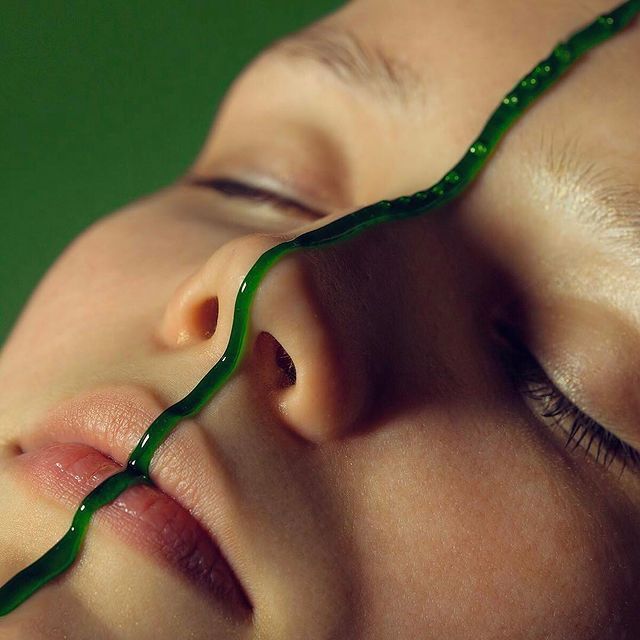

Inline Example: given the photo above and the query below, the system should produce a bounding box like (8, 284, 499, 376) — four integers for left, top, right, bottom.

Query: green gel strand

(1, 0, 638, 617)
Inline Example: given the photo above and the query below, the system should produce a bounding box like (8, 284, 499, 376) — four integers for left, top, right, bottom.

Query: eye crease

(188, 176, 327, 220)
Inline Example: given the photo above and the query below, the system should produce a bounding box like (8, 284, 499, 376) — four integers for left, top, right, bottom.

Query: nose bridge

(158, 232, 373, 444)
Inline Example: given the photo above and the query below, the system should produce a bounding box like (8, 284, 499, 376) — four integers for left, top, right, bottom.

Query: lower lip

(14, 442, 252, 614)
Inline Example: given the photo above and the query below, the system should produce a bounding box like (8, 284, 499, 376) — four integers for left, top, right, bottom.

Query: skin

(0, 0, 639, 637)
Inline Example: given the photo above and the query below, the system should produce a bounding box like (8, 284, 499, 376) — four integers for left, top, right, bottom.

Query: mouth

(13, 386, 253, 618)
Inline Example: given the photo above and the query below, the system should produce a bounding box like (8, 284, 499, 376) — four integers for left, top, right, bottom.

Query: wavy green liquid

(1, 0, 638, 617)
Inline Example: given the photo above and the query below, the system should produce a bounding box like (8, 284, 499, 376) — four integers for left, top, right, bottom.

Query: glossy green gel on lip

(1, 0, 639, 617)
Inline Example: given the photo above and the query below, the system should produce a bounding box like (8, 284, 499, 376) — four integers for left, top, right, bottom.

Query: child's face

(1, 0, 639, 637)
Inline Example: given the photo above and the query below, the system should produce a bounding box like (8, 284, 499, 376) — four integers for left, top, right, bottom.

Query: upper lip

(16, 384, 253, 610)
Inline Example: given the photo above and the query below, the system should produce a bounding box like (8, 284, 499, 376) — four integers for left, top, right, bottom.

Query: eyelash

(189, 176, 325, 219)
(498, 324, 640, 475)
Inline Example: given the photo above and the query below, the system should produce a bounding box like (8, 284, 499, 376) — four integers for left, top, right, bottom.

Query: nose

(157, 233, 373, 444)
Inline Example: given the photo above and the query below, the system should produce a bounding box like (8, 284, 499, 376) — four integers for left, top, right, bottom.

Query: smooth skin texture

(1, 0, 639, 638)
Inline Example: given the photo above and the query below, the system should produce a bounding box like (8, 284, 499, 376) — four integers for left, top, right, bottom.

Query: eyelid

(522, 364, 640, 473)
(507, 300, 640, 452)
(495, 322, 640, 474)
(187, 175, 327, 220)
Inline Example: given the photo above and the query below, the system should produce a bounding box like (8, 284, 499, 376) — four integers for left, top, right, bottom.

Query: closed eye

(187, 176, 327, 220)
(496, 321, 640, 476)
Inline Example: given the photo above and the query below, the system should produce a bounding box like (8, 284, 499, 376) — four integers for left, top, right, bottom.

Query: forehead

(273, 0, 640, 135)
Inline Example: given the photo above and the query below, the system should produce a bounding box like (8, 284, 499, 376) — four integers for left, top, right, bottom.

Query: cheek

(335, 407, 640, 639)
(0, 198, 227, 393)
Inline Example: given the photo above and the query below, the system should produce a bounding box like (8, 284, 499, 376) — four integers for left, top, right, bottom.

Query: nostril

(275, 341, 297, 387)
(254, 331, 297, 388)
(195, 297, 219, 339)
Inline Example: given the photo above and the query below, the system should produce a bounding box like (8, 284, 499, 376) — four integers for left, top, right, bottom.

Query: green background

(0, 1, 341, 346)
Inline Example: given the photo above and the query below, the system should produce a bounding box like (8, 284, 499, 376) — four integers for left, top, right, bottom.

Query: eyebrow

(527, 132, 640, 252)
(262, 24, 427, 108)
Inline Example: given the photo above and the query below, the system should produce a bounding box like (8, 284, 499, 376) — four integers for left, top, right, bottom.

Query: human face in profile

(1, 0, 639, 638)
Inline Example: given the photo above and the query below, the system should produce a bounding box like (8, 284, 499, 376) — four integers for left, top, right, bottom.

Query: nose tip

(158, 233, 371, 444)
